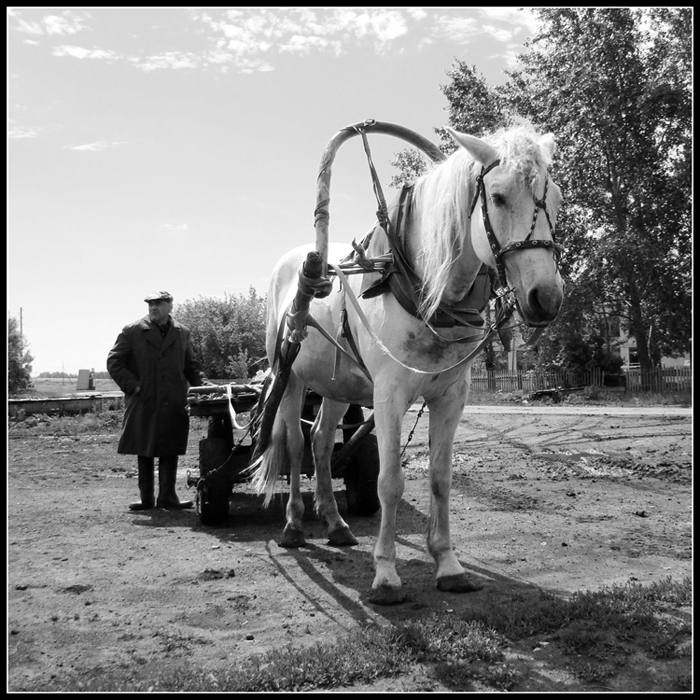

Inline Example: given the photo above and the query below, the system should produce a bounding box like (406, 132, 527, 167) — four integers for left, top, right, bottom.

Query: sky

(7, 6, 539, 376)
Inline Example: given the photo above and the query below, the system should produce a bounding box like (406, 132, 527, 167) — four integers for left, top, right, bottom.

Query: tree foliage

(501, 7, 691, 371)
(174, 288, 267, 380)
(389, 62, 508, 189)
(389, 8, 691, 373)
(8, 316, 34, 394)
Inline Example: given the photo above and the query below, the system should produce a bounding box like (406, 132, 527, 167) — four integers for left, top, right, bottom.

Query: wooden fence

(624, 366, 692, 394)
(470, 366, 691, 394)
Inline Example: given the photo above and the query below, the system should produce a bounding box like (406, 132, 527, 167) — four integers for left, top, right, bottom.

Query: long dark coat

(107, 316, 207, 456)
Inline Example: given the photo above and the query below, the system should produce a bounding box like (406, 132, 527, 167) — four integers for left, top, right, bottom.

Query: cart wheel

(345, 433, 380, 516)
(199, 479, 231, 526)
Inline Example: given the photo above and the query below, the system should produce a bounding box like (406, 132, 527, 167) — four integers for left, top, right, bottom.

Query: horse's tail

(248, 410, 288, 507)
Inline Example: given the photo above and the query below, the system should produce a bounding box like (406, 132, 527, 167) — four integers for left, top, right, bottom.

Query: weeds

(9, 409, 123, 438)
(462, 577, 692, 683)
(23, 577, 690, 693)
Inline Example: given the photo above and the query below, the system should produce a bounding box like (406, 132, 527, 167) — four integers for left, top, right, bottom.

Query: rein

(329, 262, 499, 376)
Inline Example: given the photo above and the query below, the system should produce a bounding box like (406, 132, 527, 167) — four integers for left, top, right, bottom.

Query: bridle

(470, 159, 563, 292)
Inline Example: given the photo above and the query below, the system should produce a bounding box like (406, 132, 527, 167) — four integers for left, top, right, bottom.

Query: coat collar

(139, 315, 179, 349)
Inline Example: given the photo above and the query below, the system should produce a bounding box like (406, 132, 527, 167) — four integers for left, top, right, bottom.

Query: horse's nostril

(528, 288, 544, 314)
(526, 286, 562, 322)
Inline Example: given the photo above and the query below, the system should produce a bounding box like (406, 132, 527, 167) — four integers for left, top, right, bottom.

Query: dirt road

(8, 403, 692, 691)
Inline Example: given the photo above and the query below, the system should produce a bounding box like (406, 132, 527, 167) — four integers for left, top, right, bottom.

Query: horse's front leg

(369, 391, 409, 605)
(312, 400, 358, 546)
(427, 387, 483, 593)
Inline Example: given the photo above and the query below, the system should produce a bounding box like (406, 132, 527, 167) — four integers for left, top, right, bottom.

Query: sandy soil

(7, 402, 692, 691)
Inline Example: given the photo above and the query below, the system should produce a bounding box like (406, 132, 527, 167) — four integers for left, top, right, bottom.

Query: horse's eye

(491, 193, 507, 207)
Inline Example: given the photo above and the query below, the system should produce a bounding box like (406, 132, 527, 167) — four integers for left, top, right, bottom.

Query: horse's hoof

(279, 527, 306, 548)
(327, 525, 358, 547)
(437, 573, 484, 593)
(368, 585, 408, 606)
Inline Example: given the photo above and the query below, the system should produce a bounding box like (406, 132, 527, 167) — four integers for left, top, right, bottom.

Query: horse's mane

(413, 121, 556, 320)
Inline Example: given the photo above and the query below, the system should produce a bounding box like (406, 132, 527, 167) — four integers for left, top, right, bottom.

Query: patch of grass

(9, 409, 123, 437)
(37, 615, 519, 692)
(22, 578, 690, 692)
(467, 387, 691, 408)
(393, 613, 520, 690)
(191, 627, 415, 692)
(673, 673, 692, 691)
(462, 577, 692, 682)
(639, 575, 692, 607)
(167, 615, 518, 692)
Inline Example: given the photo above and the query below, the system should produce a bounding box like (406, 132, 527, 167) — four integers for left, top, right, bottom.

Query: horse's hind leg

(312, 399, 358, 546)
(279, 373, 307, 548)
(427, 392, 483, 593)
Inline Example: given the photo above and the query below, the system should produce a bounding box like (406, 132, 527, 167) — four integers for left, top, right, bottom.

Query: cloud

(278, 35, 341, 56)
(53, 45, 118, 61)
(406, 8, 428, 22)
(431, 8, 537, 46)
(10, 16, 45, 36)
(479, 7, 540, 34)
(10, 9, 89, 37)
(68, 141, 127, 152)
(43, 12, 88, 36)
(481, 24, 519, 44)
(158, 223, 190, 236)
(431, 15, 481, 44)
(14, 7, 537, 76)
(8, 126, 43, 139)
(131, 52, 200, 72)
(192, 7, 420, 69)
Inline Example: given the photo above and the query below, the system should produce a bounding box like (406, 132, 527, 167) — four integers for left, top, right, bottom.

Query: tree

(174, 288, 267, 380)
(387, 12, 691, 374)
(439, 60, 508, 139)
(8, 316, 34, 394)
(389, 62, 507, 189)
(500, 7, 691, 371)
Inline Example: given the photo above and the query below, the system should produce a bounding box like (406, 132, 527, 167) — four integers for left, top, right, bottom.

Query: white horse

(252, 123, 564, 605)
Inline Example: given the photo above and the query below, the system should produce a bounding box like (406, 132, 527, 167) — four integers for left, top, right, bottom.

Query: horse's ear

(539, 133, 557, 160)
(446, 127, 498, 166)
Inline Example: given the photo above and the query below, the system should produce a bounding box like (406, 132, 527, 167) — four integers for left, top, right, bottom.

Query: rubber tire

(344, 433, 381, 516)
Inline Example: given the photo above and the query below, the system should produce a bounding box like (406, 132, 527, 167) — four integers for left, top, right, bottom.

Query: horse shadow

(131, 485, 561, 636)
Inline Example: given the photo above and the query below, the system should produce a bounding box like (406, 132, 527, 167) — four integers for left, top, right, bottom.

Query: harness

(472, 158, 563, 303)
(274, 123, 564, 379)
(359, 184, 491, 332)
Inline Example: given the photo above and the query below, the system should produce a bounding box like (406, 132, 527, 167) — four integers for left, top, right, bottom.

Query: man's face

(148, 300, 172, 325)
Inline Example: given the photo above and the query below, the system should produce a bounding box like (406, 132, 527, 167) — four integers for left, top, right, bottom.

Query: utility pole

(19, 307, 23, 336)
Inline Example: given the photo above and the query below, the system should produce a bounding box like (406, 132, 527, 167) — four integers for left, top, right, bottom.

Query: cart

(186, 383, 380, 526)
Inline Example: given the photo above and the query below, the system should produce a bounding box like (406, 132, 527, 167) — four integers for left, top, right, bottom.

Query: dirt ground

(7, 401, 692, 692)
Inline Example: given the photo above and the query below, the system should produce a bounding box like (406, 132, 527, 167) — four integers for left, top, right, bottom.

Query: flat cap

(144, 291, 173, 303)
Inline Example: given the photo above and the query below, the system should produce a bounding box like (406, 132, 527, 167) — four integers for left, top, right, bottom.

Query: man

(107, 291, 210, 510)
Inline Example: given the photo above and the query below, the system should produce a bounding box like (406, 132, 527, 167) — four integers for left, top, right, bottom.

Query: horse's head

(448, 125, 564, 328)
